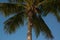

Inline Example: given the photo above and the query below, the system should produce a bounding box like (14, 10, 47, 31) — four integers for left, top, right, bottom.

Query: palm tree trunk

(27, 12, 32, 40)
(27, 21, 32, 40)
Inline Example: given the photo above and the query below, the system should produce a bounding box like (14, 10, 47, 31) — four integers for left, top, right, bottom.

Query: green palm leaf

(39, 15, 53, 39)
(32, 13, 53, 39)
(0, 3, 25, 16)
(4, 12, 24, 34)
(36, 0, 60, 21)
(32, 13, 41, 38)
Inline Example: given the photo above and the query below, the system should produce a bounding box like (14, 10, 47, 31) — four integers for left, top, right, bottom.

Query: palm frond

(34, 0, 44, 6)
(32, 13, 53, 39)
(4, 12, 24, 34)
(0, 3, 25, 16)
(9, 0, 24, 3)
(32, 13, 41, 38)
(37, 0, 60, 21)
(39, 15, 53, 39)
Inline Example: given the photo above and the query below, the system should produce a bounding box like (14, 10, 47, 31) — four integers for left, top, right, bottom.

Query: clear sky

(0, 0, 60, 40)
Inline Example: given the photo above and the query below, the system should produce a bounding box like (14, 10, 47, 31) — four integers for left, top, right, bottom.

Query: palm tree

(0, 0, 60, 40)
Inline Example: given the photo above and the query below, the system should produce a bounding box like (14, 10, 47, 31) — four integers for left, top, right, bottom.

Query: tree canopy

(0, 0, 60, 39)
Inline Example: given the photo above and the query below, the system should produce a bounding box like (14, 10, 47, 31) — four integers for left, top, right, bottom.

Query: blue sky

(0, 0, 60, 40)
